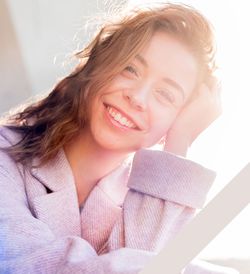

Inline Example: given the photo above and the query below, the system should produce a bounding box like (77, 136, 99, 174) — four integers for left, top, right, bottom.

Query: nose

(123, 86, 149, 111)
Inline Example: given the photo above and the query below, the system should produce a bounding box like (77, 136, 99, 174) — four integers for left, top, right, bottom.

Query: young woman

(0, 3, 238, 274)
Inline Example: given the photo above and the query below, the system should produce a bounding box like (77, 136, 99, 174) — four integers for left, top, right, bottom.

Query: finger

(197, 83, 223, 118)
(207, 75, 222, 96)
(200, 81, 222, 108)
(209, 79, 223, 116)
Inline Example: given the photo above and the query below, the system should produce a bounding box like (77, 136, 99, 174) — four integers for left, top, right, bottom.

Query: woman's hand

(164, 77, 222, 157)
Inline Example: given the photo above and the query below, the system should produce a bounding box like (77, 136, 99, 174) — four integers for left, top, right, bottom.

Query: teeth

(120, 117, 127, 125)
(106, 106, 136, 129)
(114, 113, 121, 121)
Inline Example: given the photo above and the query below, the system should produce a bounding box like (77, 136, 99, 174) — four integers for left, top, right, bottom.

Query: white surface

(128, 0, 250, 263)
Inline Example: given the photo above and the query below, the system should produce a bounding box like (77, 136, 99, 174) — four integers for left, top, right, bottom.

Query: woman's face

(87, 32, 198, 154)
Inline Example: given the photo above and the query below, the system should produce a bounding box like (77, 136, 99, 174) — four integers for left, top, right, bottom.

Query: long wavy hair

(1, 3, 216, 167)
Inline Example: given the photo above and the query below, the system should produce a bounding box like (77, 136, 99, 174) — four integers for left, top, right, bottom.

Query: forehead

(134, 32, 198, 99)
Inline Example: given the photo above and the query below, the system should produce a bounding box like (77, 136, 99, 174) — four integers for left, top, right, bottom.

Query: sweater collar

(31, 149, 75, 192)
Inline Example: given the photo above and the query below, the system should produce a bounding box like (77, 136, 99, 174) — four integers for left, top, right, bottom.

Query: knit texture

(0, 126, 238, 274)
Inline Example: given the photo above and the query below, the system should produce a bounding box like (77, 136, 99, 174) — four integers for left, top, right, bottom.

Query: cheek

(150, 122, 171, 143)
(142, 110, 178, 147)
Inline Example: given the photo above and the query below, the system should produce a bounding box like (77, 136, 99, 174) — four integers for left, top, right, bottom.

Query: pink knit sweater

(0, 126, 238, 273)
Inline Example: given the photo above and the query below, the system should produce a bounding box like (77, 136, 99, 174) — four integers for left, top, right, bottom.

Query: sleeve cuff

(127, 149, 216, 209)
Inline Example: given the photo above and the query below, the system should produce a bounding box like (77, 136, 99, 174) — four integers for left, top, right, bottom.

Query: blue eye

(124, 65, 138, 76)
(157, 89, 175, 103)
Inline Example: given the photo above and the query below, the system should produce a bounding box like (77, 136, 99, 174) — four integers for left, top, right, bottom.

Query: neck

(64, 130, 130, 205)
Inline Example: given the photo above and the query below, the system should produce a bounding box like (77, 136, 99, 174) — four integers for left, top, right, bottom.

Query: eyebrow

(135, 54, 185, 99)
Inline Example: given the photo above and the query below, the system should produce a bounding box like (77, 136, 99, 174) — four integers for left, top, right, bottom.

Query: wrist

(164, 130, 191, 157)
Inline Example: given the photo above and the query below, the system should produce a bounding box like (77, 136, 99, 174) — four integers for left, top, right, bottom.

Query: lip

(103, 103, 141, 130)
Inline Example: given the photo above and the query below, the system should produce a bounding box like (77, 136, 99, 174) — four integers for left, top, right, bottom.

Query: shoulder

(0, 125, 23, 147)
(0, 126, 25, 179)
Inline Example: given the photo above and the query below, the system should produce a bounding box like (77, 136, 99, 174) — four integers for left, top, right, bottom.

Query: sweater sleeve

(0, 133, 236, 274)
(0, 135, 157, 274)
(106, 148, 216, 253)
(104, 149, 238, 274)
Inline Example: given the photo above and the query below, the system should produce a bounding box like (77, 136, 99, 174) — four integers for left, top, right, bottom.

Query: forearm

(107, 149, 216, 252)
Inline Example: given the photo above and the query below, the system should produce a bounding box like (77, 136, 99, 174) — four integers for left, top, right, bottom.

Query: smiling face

(85, 32, 198, 154)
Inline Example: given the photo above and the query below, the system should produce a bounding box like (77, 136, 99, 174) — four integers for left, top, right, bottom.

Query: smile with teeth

(106, 105, 137, 129)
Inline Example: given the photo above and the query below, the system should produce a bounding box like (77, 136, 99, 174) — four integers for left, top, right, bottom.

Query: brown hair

(1, 3, 217, 166)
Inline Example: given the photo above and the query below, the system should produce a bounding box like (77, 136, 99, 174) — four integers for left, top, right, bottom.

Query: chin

(91, 127, 140, 154)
